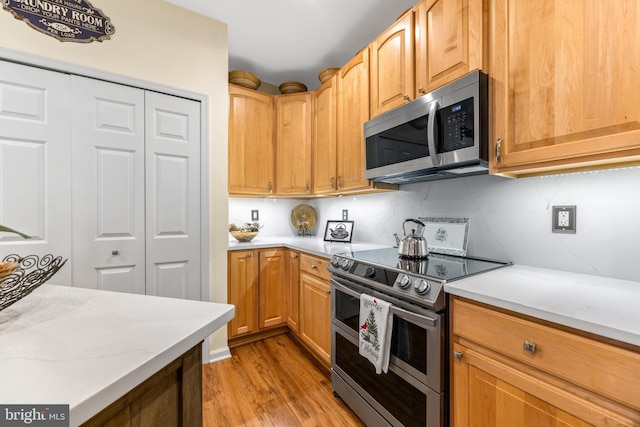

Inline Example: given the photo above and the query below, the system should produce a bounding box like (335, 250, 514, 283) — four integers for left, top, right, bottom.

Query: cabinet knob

(326, 289, 331, 295)
(247, 253, 253, 258)
(454, 351, 463, 361)
(418, 87, 426, 94)
(403, 94, 411, 101)
(311, 264, 317, 269)
(523, 340, 537, 355)
(112, 250, 119, 256)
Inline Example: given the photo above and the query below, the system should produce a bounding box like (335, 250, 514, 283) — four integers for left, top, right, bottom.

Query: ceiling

(165, 0, 417, 91)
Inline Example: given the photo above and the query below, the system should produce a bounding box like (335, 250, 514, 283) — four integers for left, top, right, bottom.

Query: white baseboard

(208, 346, 232, 363)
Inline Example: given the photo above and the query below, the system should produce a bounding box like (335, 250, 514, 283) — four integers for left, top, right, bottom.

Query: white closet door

(145, 92, 201, 300)
(0, 60, 72, 285)
(70, 76, 146, 294)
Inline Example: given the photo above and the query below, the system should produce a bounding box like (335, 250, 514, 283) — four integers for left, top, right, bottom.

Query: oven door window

(334, 287, 428, 377)
(335, 333, 427, 427)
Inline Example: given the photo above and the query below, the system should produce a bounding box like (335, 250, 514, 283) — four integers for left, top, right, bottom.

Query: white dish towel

(359, 293, 393, 374)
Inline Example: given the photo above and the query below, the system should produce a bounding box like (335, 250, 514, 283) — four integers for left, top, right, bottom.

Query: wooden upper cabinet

(228, 85, 275, 195)
(276, 92, 314, 195)
(415, 0, 486, 96)
(370, 12, 415, 117)
(490, 0, 640, 176)
(313, 76, 338, 195)
(337, 48, 371, 192)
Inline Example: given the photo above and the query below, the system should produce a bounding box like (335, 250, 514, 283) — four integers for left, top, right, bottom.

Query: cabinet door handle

(454, 351, 463, 361)
(306, 181, 310, 193)
(337, 176, 343, 189)
(330, 177, 335, 191)
(523, 340, 537, 355)
(268, 181, 273, 194)
(496, 138, 502, 164)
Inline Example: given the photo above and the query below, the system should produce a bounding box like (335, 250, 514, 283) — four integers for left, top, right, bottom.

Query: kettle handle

(403, 218, 426, 234)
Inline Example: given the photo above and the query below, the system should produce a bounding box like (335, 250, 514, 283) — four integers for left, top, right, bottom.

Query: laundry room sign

(2, 0, 115, 43)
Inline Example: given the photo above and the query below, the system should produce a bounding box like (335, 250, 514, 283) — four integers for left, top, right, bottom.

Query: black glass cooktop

(345, 247, 510, 282)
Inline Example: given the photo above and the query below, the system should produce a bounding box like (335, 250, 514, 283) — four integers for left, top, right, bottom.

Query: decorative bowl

(229, 70, 261, 90)
(318, 67, 339, 83)
(230, 231, 259, 242)
(279, 81, 307, 94)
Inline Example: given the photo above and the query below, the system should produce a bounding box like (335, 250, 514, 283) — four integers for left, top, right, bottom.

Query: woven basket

(279, 81, 307, 94)
(0, 254, 67, 311)
(318, 67, 339, 83)
(229, 70, 261, 90)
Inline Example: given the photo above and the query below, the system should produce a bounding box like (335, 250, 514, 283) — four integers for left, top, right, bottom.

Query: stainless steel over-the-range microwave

(364, 70, 489, 184)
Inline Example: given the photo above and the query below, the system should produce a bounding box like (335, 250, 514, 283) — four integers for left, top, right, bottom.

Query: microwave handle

(427, 101, 440, 166)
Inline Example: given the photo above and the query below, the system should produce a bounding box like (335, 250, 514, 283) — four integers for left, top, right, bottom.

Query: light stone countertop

(0, 285, 234, 426)
(444, 265, 640, 348)
(228, 235, 390, 258)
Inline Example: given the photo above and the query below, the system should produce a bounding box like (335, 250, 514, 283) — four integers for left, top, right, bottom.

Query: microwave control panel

(440, 97, 474, 152)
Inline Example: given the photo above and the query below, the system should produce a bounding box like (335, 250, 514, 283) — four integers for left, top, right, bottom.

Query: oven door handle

(331, 279, 438, 328)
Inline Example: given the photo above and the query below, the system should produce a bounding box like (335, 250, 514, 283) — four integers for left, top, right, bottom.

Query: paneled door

(70, 76, 146, 294)
(0, 60, 72, 285)
(144, 91, 201, 300)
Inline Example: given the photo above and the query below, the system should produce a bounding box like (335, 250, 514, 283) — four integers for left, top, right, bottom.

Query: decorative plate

(418, 217, 470, 256)
(291, 204, 317, 234)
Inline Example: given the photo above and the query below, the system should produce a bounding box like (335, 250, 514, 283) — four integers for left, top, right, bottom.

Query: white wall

(230, 166, 640, 283)
(0, 0, 230, 353)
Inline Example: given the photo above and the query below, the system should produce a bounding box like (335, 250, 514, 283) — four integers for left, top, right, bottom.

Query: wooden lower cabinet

(286, 250, 300, 333)
(82, 344, 202, 427)
(451, 297, 640, 426)
(227, 248, 332, 365)
(258, 249, 287, 329)
(299, 272, 331, 366)
(298, 253, 332, 366)
(228, 249, 287, 342)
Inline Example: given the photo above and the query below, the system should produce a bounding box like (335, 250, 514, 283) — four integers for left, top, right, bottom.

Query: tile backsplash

(229, 167, 640, 282)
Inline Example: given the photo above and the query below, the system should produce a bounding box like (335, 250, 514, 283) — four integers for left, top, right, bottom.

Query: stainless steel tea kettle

(394, 219, 429, 259)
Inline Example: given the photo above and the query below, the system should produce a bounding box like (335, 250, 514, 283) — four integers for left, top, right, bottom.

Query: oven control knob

(397, 274, 412, 289)
(364, 266, 376, 278)
(331, 257, 341, 267)
(414, 279, 431, 295)
(341, 259, 351, 270)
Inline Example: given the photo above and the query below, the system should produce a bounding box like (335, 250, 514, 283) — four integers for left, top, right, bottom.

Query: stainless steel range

(328, 247, 510, 427)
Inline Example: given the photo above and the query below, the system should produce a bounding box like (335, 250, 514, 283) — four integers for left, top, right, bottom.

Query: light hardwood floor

(203, 333, 366, 427)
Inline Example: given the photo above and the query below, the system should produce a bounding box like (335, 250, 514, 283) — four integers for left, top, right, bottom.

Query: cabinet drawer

(299, 253, 331, 281)
(452, 298, 640, 411)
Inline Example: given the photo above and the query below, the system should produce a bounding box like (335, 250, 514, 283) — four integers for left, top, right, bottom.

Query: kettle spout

(393, 233, 400, 245)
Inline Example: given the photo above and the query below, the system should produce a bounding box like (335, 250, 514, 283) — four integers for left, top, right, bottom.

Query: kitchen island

(0, 285, 234, 426)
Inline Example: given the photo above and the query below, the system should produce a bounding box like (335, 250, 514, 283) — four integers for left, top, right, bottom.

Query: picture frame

(323, 220, 354, 243)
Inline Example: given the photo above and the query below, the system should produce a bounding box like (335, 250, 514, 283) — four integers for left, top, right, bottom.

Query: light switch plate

(342, 209, 348, 221)
(251, 210, 259, 221)
(552, 205, 576, 234)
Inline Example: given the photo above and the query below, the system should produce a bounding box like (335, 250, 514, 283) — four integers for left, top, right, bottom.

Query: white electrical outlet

(552, 206, 576, 234)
